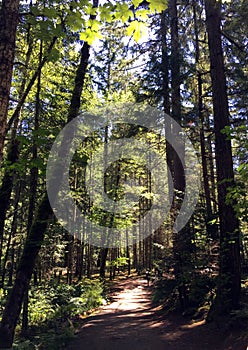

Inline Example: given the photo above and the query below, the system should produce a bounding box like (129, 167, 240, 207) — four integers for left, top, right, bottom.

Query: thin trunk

(161, 10, 170, 116)
(126, 229, 131, 275)
(21, 40, 42, 336)
(133, 226, 138, 270)
(99, 125, 109, 278)
(0, 138, 19, 267)
(193, 0, 214, 237)
(206, 116, 217, 213)
(87, 244, 92, 279)
(168, 0, 191, 311)
(1, 180, 21, 287)
(0, 23, 94, 346)
(100, 246, 108, 278)
(6, 37, 57, 132)
(0, 24, 37, 264)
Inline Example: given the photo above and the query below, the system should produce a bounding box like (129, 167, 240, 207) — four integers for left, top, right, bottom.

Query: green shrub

(152, 278, 177, 305)
(12, 279, 107, 349)
(27, 279, 106, 326)
(187, 273, 215, 307)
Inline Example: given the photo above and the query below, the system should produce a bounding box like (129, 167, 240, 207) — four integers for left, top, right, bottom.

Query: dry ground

(67, 277, 247, 350)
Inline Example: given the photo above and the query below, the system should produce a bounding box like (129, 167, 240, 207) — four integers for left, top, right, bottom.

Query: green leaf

(114, 3, 133, 22)
(99, 4, 115, 22)
(87, 19, 101, 32)
(126, 21, 148, 42)
(132, 0, 144, 8)
(48, 48, 60, 62)
(135, 9, 148, 21)
(237, 163, 247, 173)
(148, 0, 168, 13)
(126, 21, 137, 36)
(79, 29, 103, 45)
(43, 7, 57, 19)
(85, 4, 98, 16)
(31, 6, 41, 16)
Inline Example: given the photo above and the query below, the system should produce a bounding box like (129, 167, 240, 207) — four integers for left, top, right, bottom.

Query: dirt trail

(68, 278, 247, 350)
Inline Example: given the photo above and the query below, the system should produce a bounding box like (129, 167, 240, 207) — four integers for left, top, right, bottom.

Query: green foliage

(27, 279, 106, 326)
(13, 327, 75, 350)
(28, 290, 57, 324)
(78, 0, 168, 44)
(223, 125, 248, 222)
(187, 273, 215, 308)
(0, 288, 8, 314)
(152, 272, 216, 315)
(110, 257, 129, 268)
(126, 20, 148, 42)
(1, 0, 247, 347)
(13, 340, 36, 350)
(152, 278, 177, 306)
(148, 0, 168, 12)
(9, 280, 107, 349)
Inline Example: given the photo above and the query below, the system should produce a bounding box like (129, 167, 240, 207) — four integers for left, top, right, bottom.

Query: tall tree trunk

(0, 0, 20, 166)
(168, 0, 191, 312)
(169, 0, 186, 311)
(161, 10, 170, 116)
(0, 28, 52, 264)
(193, 0, 215, 238)
(21, 40, 42, 336)
(0, 180, 21, 287)
(6, 36, 57, 132)
(205, 0, 241, 316)
(204, 114, 217, 213)
(0, 138, 19, 268)
(0, 36, 93, 348)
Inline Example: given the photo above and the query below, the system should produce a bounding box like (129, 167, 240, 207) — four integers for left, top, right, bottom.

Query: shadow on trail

(68, 278, 247, 350)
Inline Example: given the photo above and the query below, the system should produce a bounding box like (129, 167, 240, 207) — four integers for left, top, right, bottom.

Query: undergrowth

(0, 279, 107, 350)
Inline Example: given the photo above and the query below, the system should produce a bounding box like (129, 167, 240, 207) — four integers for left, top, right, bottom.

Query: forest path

(67, 277, 246, 350)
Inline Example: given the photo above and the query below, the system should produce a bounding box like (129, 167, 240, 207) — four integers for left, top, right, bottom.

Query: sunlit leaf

(132, 0, 144, 8)
(148, 0, 168, 12)
(136, 9, 149, 21)
(126, 21, 149, 42)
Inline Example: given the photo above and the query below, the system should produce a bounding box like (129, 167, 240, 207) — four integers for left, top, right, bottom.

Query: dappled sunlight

(69, 278, 247, 350)
(180, 320, 205, 330)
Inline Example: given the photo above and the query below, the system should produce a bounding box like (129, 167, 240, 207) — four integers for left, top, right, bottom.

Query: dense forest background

(0, 0, 247, 349)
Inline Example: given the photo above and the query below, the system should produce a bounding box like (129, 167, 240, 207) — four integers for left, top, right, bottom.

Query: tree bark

(0, 0, 20, 166)
(168, 0, 192, 312)
(0, 35, 93, 349)
(0, 179, 21, 287)
(21, 40, 42, 336)
(193, 0, 216, 239)
(0, 139, 19, 267)
(205, 0, 241, 316)
(6, 37, 57, 133)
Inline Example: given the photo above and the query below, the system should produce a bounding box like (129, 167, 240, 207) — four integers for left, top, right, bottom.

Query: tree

(205, 0, 241, 316)
(0, 0, 172, 346)
(0, 8, 95, 347)
(0, 0, 20, 166)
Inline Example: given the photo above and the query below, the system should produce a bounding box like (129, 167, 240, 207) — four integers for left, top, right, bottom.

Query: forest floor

(67, 277, 247, 350)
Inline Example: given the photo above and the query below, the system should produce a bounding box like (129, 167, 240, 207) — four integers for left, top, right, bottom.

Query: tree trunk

(0, 26, 48, 265)
(205, 0, 241, 316)
(6, 36, 57, 132)
(168, 0, 191, 312)
(0, 36, 93, 348)
(0, 0, 20, 166)
(193, 0, 215, 239)
(0, 180, 21, 287)
(21, 40, 42, 336)
(99, 247, 108, 278)
(0, 139, 19, 267)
